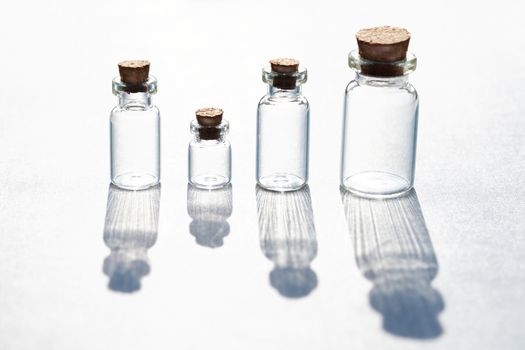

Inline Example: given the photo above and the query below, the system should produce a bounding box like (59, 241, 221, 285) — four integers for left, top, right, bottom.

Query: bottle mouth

(112, 76, 158, 95)
(190, 119, 229, 140)
(348, 50, 416, 77)
(262, 66, 307, 89)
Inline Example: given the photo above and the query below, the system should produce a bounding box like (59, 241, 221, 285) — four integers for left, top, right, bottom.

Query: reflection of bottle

(187, 183, 232, 248)
(256, 58, 310, 191)
(110, 60, 161, 190)
(189, 108, 231, 189)
(341, 188, 444, 339)
(103, 184, 160, 293)
(341, 27, 419, 198)
(257, 185, 317, 298)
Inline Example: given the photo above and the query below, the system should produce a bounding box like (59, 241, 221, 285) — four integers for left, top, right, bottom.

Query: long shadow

(187, 183, 232, 248)
(340, 188, 444, 338)
(256, 185, 318, 298)
(102, 184, 160, 293)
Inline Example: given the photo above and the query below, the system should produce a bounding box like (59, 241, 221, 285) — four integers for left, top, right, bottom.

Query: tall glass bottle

(110, 60, 160, 190)
(256, 58, 309, 192)
(341, 27, 419, 198)
(189, 108, 231, 189)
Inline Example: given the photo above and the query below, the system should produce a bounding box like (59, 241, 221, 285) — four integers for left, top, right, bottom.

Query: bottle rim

(348, 50, 417, 77)
(262, 66, 307, 86)
(190, 119, 230, 136)
(112, 76, 158, 95)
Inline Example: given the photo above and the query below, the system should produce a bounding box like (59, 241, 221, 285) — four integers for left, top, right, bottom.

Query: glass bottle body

(341, 74, 418, 198)
(188, 120, 231, 189)
(256, 86, 310, 191)
(110, 88, 160, 190)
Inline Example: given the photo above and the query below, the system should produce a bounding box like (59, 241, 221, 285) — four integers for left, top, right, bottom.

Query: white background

(0, 0, 524, 349)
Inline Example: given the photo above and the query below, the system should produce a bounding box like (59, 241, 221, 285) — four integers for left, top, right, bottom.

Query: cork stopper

(196, 108, 223, 140)
(269, 58, 300, 90)
(270, 58, 300, 74)
(118, 60, 150, 92)
(356, 26, 410, 62)
(196, 108, 223, 126)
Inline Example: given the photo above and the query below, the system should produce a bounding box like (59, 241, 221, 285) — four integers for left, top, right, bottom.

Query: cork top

(118, 60, 150, 85)
(196, 108, 223, 127)
(270, 58, 300, 74)
(356, 26, 411, 62)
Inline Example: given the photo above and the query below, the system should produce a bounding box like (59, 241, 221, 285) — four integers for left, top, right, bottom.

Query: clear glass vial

(341, 27, 419, 198)
(189, 108, 231, 189)
(110, 60, 160, 190)
(256, 58, 310, 192)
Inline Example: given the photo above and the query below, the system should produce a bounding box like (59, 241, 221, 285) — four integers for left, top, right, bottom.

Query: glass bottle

(256, 58, 309, 192)
(341, 27, 419, 198)
(188, 108, 231, 189)
(110, 60, 160, 190)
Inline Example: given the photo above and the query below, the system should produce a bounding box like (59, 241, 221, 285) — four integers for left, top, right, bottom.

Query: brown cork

(357, 27, 410, 62)
(118, 60, 150, 92)
(270, 58, 300, 90)
(196, 108, 223, 126)
(196, 108, 223, 140)
(356, 26, 410, 76)
(270, 58, 300, 73)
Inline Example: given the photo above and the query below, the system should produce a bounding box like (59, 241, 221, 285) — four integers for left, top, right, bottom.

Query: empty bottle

(341, 27, 419, 198)
(256, 58, 310, 192)
(188, 108, 231, 189)
(110, 60, 160, 190)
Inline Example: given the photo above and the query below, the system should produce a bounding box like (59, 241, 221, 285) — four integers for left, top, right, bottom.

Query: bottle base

(112, 173, 159, 190)
(190, 174, 230, 190)
(341, 171, 412, 199)
(258, 173, 306, 192)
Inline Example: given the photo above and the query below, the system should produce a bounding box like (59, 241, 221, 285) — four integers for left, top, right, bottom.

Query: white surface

(0, 0, 524, 349)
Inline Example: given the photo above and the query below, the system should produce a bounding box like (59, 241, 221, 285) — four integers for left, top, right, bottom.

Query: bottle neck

(356, 73, 409, 87)
(118, 92, 152, 108)
(268, 85, 302, 96)
(191, 119, 229, 143)
(194, 134, 225, 143)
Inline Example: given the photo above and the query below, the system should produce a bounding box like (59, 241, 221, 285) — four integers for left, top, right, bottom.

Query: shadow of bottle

(102, 184, 160, 293)
(256, 185, 318, 298)
(340, 188, 444, 339)
(187, 183, 233, 248)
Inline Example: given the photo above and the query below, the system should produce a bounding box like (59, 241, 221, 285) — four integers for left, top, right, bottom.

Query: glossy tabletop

(0, 0, 524, 349)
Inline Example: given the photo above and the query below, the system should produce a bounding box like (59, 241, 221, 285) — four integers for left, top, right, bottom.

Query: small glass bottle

(110, 60, 160, 190)
(256, 58, 310, 192)
(341, 27, 419, 198)
(188, 108, 231, 189)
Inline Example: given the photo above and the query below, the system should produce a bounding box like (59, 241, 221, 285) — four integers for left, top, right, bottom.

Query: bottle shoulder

(345, 80, 418, 101)
(151, 105, 160, 114)
(258, 93, 309, 108)
(111, 103, 159, 112)
(190, 139, 230, 148)
(110, 104, 160, 119)
(405, 83, 418, 98)
(345, 80, 359, 93)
